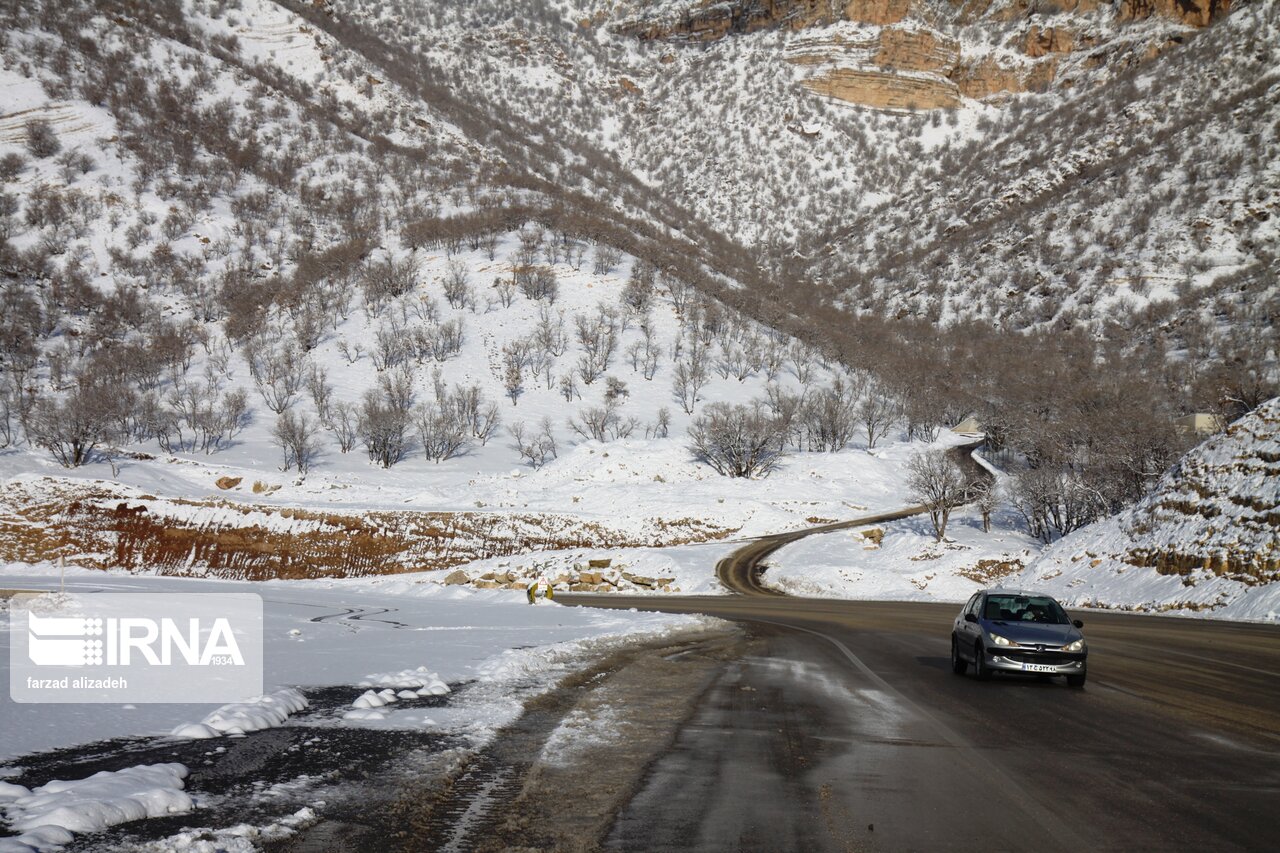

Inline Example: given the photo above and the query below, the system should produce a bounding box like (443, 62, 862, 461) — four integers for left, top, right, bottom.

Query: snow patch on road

(170, 689, 309, 740)
(0, 763, 191, 852)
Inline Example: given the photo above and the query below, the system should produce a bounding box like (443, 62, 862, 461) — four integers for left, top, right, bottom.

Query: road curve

(716, 440, 986, 595)
(557, 596, 1280, 851)
(559, 443, 1280, 851)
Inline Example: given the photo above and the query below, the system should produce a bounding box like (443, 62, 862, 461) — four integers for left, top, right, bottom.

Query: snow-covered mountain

(0, 0, 1274, 596)
(1014, 398, 1280, 619)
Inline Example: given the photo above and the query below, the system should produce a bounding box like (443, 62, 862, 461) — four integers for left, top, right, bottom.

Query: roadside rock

(443, 570, 469, 585)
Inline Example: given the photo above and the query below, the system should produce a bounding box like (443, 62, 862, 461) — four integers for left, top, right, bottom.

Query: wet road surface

(563, 594, 1280, 852)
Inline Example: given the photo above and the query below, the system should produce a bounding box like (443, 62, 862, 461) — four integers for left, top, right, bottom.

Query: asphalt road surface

(561, 535, 1280, 851)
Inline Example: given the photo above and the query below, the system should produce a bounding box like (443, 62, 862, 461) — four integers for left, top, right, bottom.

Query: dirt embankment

(0, 478, 735, 580)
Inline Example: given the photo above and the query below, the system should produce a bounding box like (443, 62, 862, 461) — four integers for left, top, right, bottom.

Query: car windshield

(983, 595, 1069, 624)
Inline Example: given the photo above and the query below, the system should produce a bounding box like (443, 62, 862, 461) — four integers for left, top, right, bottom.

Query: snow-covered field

(764, 503, 1039, 605)
(0, 566, 715, 760)
(765, 430, 1280, 623)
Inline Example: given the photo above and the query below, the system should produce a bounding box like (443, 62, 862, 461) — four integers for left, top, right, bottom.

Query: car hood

(983, 621, 1080, 646)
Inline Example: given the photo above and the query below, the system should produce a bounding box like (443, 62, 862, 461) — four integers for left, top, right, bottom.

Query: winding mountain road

(560, 446, 1280, 852)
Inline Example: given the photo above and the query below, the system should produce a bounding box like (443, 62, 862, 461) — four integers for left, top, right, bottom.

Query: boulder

(443, 570, 469, 585)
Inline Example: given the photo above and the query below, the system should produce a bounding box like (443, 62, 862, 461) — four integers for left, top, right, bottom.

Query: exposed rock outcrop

(1117, 0, 1230, 28)
(618, 0, 1233, 110)
(845, 0, 915, 25)
(1022, 25, 1077, 57)
(803, 66, 962, 109)
(951, 56, 1057, 99)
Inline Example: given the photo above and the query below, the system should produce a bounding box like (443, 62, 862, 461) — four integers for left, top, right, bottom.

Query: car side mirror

(964, 613, 978, 624)
(1073, 619, 1084, 628)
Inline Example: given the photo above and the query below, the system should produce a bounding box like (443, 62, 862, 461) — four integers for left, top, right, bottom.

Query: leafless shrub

(443, 258, 474, 310)
(307, 364, 333, 424)
(363, 255, 418, 309)
(646, 407, 671, 439)
(336, 339, 364, 364)
(358, 388, 411, 468)
(558, 372, 580, 402)
(688, 402, 785, 478)
(803, 377, 859, 452)
(1009, 467, 1101, 544)
(906, 449, 968, 541)
(416, 401, 470, 462)
(569, 400, 638, 442)
(517, 265, 558, 302)
(592, 244, 623, 275)
(494, 276, 516, 308)
(672, 358, 709, 414)
(25, 119, 61, 159)
(272, 410, 320, 474)
(27, 383, 122, 467)
(858, 385, 898, 449)
(329, 400, 359, 453)
(510, 417, 557, 468)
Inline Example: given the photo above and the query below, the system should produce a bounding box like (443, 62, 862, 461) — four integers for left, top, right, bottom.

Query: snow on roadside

(170, 689, 309, 740)
(0, 764, 191, 853)
(0, 564, 718, 760)
(763, 505, 1039, 604)
(101, 806, 318, 853)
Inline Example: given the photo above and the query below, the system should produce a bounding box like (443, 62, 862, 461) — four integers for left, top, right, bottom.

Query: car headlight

(990, 633, 1014, 647)
(1064, 639, 1085, 652)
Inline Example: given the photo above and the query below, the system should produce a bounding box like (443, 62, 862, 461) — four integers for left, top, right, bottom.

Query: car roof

(983, 588, 1058, 599)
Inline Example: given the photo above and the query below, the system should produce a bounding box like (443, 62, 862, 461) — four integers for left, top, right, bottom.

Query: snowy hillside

(1008, 399, 1280, 620)
(0, 0, 1273, 600)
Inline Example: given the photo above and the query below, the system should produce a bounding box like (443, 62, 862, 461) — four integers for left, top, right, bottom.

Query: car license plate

(1022, 663, 1056, 673)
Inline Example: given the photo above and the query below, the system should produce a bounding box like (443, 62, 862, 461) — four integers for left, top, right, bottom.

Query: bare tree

(558, 371, 580, 402)
(673, 358, 709, 414)
(273, 410, 320, 475)
(443, 259, 473, 310)
(803, 377, 859, 451)
(906, 450, 968, 541)
(858, 385, 898, 449)
(416, 401, 469, 462)
(973, 477, 1000, 533)
(330, 400, 359, 453)
(568, 400, 638, 442)
(647, 406, 671, 439)
(494, 276, 516, 308)
(358, 388, 410, 468)
(25, 119, 61, 159)
(510, 418, 558, 468)
(592, 244, 623, 275)
(307, 364, 333, 424)
(689, 402, 785, 478)
(27, 384, 122, 468)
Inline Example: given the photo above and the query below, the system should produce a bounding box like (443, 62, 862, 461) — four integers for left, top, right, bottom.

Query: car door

(957, 593, 980, 657)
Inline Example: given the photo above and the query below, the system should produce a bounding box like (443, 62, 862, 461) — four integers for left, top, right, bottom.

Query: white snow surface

(0, 567, 716, 761)
(764, 502, 1039, 604)
(0, 763, 191, 853)
(1009, 399, 1280, 622)
(170, 689, 310, 740)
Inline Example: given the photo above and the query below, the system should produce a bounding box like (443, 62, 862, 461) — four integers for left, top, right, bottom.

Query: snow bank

(357, 666, 451, 695)
(764, 506, 1039, 603)
(110, 806, 317, 853)
(1013, 400, 1280, 621)
(170, 689, 308, 739)
(0, 763, 191, 852)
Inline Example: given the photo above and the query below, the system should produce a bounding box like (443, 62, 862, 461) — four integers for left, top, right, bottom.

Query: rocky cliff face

(616, 0, 1233, 109)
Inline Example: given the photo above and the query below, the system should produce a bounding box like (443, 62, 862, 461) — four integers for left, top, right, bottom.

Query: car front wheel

(951, 637, 968, 675)
(1066, 669, 1087, 689)
(973, 641, 991, 681)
